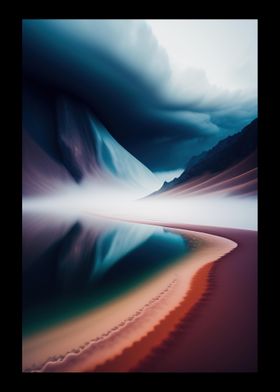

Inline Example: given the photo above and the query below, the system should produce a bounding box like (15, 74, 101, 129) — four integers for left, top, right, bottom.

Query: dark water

(22, 215, 191, 337)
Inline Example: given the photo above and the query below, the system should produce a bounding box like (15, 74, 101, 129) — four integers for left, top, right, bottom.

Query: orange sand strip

(94, 262, 213, 372)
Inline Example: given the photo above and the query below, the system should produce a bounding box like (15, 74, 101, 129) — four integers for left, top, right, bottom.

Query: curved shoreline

(26, 278, 178, 372)
(94, 261, 216, 372)
(22, 228, 236, 372)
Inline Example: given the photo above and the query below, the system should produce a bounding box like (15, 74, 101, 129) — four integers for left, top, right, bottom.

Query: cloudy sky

(22, 19, 257, 175)
(147, 20, 257, 92)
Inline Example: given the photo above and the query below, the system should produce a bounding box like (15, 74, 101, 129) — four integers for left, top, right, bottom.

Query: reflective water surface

(23, 214, 191, 337)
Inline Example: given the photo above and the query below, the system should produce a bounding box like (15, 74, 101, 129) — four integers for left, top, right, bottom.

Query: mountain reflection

(22, 215, 189, 336)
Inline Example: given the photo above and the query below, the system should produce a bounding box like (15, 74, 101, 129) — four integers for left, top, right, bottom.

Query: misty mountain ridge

(156, 118, 257, 194)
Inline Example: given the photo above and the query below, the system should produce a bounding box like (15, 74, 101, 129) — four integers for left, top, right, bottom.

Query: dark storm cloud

(22, 20, 257, 171)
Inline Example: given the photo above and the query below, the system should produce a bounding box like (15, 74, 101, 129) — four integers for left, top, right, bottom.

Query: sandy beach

(117, 223, 258, 373)
(22, 225, 237, 372)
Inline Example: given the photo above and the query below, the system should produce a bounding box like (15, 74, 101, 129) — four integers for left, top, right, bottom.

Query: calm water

(22, 215, 191, 337)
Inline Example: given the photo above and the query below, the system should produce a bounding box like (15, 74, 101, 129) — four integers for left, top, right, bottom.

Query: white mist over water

(22, 187, 257, 231)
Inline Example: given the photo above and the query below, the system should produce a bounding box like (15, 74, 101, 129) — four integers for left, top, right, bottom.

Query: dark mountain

(153, 118, 258, 195)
